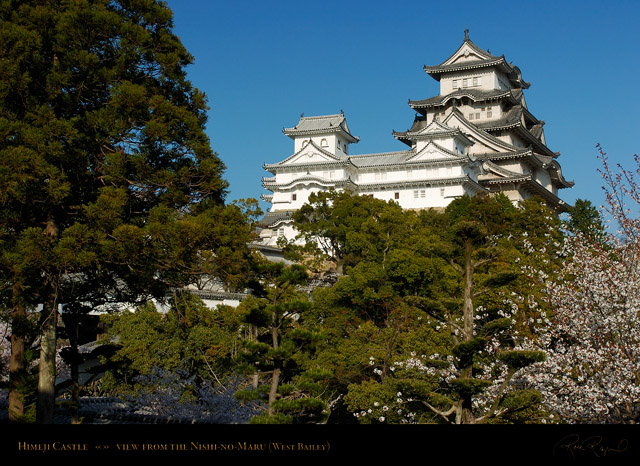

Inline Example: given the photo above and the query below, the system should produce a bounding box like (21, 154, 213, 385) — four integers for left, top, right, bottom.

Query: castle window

(321, 138, 328, 147)
(473, 77, 479, 86)
(452, 79, 459, 89)
(413, 190, 419, 198)
(463, 78, 469, 88)
(394, 192, 400, 200)
(292, 194, 297, 201)
(487, 110, 492, 118)
(278, 228, 285, 237)
(420, 189, 426, 198)
(469, 113, 475, 120)
(440, 187, 445, 197)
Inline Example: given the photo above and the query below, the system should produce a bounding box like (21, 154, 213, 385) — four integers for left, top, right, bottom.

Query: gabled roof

(392, 116, 474, 147)
(478, 170, 572, 211)
(470, 106, 555, 158)
(442, 107, 517, 153)
(474, 106, 525, 131)
(283, 113, 360, 143)
(263, 139, 347, 173)
(423, 30, 530, 89)
(405, 140, 469, 162)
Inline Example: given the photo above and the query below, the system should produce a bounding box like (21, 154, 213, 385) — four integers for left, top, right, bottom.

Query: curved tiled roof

(423, 32, 530, 89)
(356, 175, 481, 191)
(409, 88, 516, 110)
(262, 175, 356, 191)
(283, 113, 360, 143)
(260, 210, 294, 228)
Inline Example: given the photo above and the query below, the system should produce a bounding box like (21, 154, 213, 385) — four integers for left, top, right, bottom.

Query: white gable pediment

(450, 47, 485, 64)
(284, 149, 337, 165)
(442, 42, 495, 66)
(408, 141, 462, 162)
(418, 120, 455, 135)
(276, 140, 342, 166)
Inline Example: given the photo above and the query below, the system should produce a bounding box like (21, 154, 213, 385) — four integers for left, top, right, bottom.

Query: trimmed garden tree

(236, 260, 327, 424)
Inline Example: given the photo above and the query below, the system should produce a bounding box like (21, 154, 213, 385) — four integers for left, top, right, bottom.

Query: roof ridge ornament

(464, 28, 469, 41)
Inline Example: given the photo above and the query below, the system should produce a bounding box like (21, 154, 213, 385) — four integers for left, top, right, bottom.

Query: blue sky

(164, 0, 640, 215)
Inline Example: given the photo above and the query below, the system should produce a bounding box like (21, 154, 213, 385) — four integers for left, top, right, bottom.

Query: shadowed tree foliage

(0, 0, 256, 423)
(235, 260, 328, 424)
(99, 293, 245, 396)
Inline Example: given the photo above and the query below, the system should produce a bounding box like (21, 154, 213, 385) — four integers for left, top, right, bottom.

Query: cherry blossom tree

(519, 146, 640, 424)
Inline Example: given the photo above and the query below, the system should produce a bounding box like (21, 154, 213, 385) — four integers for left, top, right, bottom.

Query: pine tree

(0, 0, 240, 422)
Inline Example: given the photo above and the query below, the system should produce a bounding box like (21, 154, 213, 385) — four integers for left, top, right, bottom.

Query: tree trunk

(268, 313, 280, 415)
(268, 367, 281, 415)
(460, 238, 476, 424)
(8, 284, 26, 422)
(65, 313, 81, 424)
(463, 238, 474, 342)
(70, 348, 80, 424)
(36, 291, 58, 424)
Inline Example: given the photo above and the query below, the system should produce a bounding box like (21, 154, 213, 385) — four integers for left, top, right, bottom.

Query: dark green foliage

(287, 192, 560, 424)
(566, 198, 607, 243)
(0, 0, 262, 421)
(452, 337, 487, 369)
(497, 350, 546, 369)
(99, 295, 243, 395)
(249, 412, 293, 424)
(448, 378, 492, 399)
(499, 389, 542, 410)
(236, 260, 328, 424)
(481, 317, 513, 336)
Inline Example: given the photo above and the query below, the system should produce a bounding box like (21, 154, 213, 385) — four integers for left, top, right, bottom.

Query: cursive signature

(553, 434, 629, 458)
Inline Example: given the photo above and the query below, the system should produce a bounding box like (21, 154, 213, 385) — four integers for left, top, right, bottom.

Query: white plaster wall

(441, 70, 494, 95)
(395, 185, 463, 209)
(534, 168, 552, 191)
(499, 161, 526, 174)
(270, 185, 333, 211)
(294, 135, 339, 154)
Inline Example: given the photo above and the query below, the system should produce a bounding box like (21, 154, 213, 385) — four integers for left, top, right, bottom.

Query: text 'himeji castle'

(258, 30, 573, 248)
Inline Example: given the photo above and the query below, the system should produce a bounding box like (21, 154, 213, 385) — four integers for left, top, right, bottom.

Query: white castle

(258, 30, 573, 248)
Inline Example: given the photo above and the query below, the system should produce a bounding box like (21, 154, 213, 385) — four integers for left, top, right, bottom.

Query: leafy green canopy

(0, 0, 259, 422)
(100, 294, 244, 395)
(0, 0, 233, 305)
(289, 192, 561, 423)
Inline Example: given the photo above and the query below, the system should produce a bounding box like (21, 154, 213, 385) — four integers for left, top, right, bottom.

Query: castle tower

(257, 31, 573, 249)
(395, 29, 573, 208)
